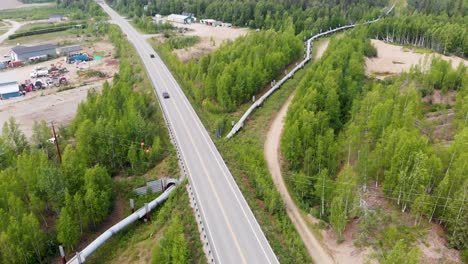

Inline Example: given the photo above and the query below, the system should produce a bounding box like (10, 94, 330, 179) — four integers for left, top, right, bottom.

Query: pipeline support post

(59, 245, 66, 264)
(144, 203, 150, 222)
(130, 199, 134, 213)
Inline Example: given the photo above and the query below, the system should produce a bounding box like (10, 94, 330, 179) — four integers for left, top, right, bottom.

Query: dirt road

(264, 40, 334, 264)
(0, 20, 23, 43)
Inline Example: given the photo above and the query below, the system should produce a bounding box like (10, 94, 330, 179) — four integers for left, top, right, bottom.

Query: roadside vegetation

(149, 23, 312, 264)
(166, 35, 200, 50)
(153, 26, 302, 112)
(85, 182, 205, 264)
(0, 4, 184, 262)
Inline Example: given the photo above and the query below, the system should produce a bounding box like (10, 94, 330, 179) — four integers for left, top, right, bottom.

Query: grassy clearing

(0, 5, 63, 21)
(167, 36, 200, 50)
(3, 29, 78, 44)
(15, 21, 84, 33)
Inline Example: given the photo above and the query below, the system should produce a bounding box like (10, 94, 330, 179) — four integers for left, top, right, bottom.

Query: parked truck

(30, 67, 49, 78)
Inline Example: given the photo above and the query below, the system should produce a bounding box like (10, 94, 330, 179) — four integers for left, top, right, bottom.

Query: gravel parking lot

(0, 41, 119, 138)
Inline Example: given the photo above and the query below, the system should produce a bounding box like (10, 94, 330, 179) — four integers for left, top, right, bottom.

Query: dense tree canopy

(0, 26, 169, 262)
(109, 0, 387, 34)
(282, 29, 468, 255)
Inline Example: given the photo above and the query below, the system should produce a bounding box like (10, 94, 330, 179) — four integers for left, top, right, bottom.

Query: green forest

(1, 0, 467, 263)
(0, 24, 170, 262)
(108, 0, 387, 34)
(154, 26, 302, 112)
(282, 30, 467, 261)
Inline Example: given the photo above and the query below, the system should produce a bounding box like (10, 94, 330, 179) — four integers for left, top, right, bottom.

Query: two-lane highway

(98, 2, 279, 263)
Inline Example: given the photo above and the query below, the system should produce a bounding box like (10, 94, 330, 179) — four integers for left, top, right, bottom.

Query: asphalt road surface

(97, 2, 279, 264)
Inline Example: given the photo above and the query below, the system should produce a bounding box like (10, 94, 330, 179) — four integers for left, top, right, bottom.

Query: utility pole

(51, 121, 62, 163)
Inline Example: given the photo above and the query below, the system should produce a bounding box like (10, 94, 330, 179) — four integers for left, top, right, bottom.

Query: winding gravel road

(264, 40, 335, 264)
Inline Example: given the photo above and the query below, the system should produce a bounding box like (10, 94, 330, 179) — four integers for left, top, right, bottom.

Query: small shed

(0, 81, 20, 99)
(154, 14, 165, 24)
(48, 14, 65, 23)
(11, 44, 57, 62)
(57, 45, 82, 55)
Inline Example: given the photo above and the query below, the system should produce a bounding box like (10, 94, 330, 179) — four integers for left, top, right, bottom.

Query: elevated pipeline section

(66, 182, 178, 264)
(226, 5, 394, 139)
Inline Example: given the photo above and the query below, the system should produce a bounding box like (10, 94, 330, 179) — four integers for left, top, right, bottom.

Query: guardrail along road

(97, 2, 279, 264)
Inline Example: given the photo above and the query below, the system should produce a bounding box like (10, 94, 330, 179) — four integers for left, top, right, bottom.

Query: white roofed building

(167, 14, 196, 24)
(0, 81, 20, 99)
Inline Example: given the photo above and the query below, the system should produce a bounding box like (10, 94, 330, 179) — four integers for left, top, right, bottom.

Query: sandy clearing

(0, 83, 102, 138)
(0, 0, 53, 10)
(366, 39, 468, 79)
(315, 39, 330, 60)
(419, 223, 461, 263)
(264, 40, 335, 264)
(170, 23, 249, 62)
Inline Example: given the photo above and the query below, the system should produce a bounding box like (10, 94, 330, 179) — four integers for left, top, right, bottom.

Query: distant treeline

(368, 15, 468, 57)
(108, 0, 387, 34)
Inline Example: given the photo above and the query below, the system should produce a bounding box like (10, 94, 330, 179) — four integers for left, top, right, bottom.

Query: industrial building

(57, 45, 82, 55)
(11, 44, 57, 62)
(201, 19, 221, 26)
(0, 81, 20, 99)
(48, 14, 66, 23)
(167, 14, 196, 24)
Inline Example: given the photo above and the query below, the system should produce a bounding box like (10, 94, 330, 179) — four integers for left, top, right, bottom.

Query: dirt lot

(0, 41, 117, 85)
(0, 0, 53, 10)
(366, 39, 468, 79)
(169, 22, 249, 62)
(0, 41, 119, 138)
(0, 83, 103, 138)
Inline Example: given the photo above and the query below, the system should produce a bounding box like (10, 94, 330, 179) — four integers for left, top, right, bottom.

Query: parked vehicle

(30, 67, 49, 78)
(66, 54, 91, 64)
(20, 80, 34, 92)
(46, 76, 68, 87)
(9, 61, 23, 68)
(34, 79, 46, 90)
